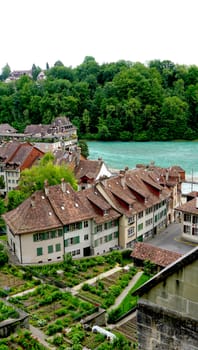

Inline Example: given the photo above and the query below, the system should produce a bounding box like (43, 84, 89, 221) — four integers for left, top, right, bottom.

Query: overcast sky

(1, 0, 198, 71)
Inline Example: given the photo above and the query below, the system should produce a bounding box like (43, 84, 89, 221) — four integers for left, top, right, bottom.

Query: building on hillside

(2, 165, 184, 264)
(134, 246, 198, 350)
(74, 158, 114, 190)
(3, 180, 120, 264)
(24, 116, 77, 152)
(0, 141, 44, 194)
(175, 194, 198, 243)
(96, 167, 173, 248)
(131, 242, 182, 271)
(136, 163, 185, 223)
(5, 70, 32, 82)
(0, 117, 77, 152)
(0, 124, 17, 134)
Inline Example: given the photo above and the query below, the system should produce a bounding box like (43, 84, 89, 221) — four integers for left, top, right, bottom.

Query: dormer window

(103, 209, 109, 216)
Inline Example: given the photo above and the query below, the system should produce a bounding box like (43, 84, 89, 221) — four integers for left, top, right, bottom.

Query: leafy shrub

(55, 307, 67, 316)
(46, 322, 63, 335)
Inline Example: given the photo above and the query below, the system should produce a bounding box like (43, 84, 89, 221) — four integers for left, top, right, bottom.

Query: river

(87, 141, 198, 194)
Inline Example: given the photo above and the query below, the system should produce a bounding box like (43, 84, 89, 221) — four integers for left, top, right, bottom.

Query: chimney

(61, 178, 66, 193)
(120, 174, 126, 189)
(31, 195, 36, 207)
(44, 179, 49, 196)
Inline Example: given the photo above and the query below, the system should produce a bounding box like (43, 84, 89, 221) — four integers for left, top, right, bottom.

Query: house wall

(181, 213, 198, 243)
(137, 259, 198, 349)
(7, 227, 64, 264)
(64, 221, 91, 258)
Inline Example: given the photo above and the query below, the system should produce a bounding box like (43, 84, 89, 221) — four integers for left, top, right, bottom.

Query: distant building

(0, 117, 78, 153)
(135, 246, 198, 350)
(0, 141, 44, 194)
(74, 158, 113, 190)
(5, 70, 32, 82)
(131, 242, 182, 270)
(175, 194, 198, 243)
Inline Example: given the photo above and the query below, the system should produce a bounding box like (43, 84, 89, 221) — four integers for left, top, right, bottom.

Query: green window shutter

(48, 245, 53, 254)
(74, 236, 80, 244)
(37, 247, 43, 256)
(64, 239, 68, 247)
(79, 222, 82, 229)
(114, 231, 118, 238)
(56, 243, 61, 252)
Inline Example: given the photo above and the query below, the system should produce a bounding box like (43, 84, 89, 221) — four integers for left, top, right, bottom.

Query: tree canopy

(1, 58, 198, 141)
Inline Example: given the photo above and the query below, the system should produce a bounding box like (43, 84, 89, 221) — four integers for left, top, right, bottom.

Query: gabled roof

(75, 159, 103, 180)
(0, 124, 17, 134)
(176, 197, 198, 215)
(131, 242, 182, 267)
(3, 182, 120, 234)
(24, 124, 49, 135)
(0, 142, 44, 169)
(97, 168, 170, 216)
(134, 246, 198, 296)
(3, 190, 62, 234)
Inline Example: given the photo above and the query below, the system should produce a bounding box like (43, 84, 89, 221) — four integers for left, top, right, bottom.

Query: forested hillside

(1, 57, 198, 141)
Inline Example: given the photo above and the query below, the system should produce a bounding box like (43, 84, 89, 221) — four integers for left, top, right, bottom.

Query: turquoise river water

(87, 141, 198, 193)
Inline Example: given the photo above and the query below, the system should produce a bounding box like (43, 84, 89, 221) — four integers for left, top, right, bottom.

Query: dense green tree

(0, 63, 11, 81)
(0, 58, 198, 141)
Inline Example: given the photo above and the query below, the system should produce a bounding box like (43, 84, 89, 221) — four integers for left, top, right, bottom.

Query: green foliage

(0, 244, 8, 265)
(6, 153, 77, 209)
(78, 139, 89, 158)
(0, 58, 198, 140)
(143, 260, 157, 276)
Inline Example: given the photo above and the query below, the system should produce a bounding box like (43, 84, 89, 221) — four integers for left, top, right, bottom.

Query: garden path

(71, 265, 125, 293)
(29, 324, 55, 350)
(108, 270, 143, 311)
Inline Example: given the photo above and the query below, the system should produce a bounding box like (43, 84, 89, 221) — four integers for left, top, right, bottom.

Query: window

(84, 221, 88, 228)
(64, 222, 82, 232)
(138, 223, 143, 231)
(193, 216, 198, 224)
(50, 231, 56, 238)
(95, 224, 102, 234)
(128, 216, 135, 224)
(84, 234, 89, 241)
(48, 245, 53, 254)
(184, 225, 190, 234)
(71, 249, 80, 256)
(56, 243, 61, 252)
(64, 236, 80, 247)
(128, 227, 135, 238)
(114, 231, 118, 238)
(192, 228, 198, 236)
(138, 211, 143, 219)
(58, 229, 63, 237)
(108, 233, 112, 241)
(37, 247, 43, 256)
(146, 218, 153, 226)
(146, 207, 153, 215)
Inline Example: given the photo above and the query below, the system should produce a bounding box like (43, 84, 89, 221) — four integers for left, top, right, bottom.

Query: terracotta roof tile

(131, 242, 182, 267)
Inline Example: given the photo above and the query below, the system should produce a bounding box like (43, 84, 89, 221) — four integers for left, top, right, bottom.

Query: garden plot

(79, 267, 137, 309)
(9, 284, 97, 335)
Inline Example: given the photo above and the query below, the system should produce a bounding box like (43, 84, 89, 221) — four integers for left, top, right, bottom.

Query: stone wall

(137, 300, 198, 350)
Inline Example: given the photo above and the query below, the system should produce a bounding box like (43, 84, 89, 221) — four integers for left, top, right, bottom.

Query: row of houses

(0, 117, 77, 153)
(3, 165, 185, 264)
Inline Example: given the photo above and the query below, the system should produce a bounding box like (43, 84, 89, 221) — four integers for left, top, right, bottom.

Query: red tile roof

(131, 242, 182, 267)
